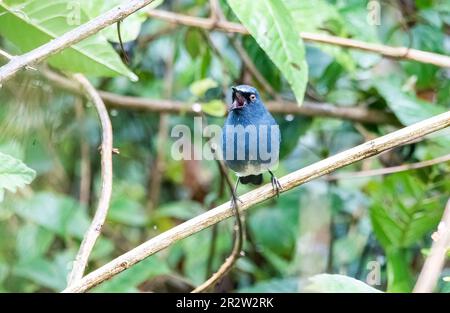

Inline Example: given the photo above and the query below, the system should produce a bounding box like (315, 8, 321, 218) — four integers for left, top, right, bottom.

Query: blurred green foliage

(0, 0, 449, 292)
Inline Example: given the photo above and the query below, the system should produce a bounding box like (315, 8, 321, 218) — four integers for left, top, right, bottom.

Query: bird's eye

(250, 94, 256, 101)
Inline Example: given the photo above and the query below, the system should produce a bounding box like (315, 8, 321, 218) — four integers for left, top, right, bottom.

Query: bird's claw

(231, 192, 243, 209)
(270, 174, 283, 198)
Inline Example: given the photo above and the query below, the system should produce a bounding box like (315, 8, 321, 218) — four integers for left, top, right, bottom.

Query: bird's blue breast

(221, 103, 280, 176)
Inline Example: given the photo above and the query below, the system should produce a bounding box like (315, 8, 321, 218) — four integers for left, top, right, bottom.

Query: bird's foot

(97, 145, 120, 155)
(230, 178, 243, 209)
(269, 171, 283, 198)
(231, 191, 243, 209)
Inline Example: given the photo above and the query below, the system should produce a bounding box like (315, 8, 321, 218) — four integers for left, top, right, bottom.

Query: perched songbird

(222, 85, 282, 197)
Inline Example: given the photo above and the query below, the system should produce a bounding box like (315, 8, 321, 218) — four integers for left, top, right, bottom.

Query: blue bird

(222, 85, 282, 197)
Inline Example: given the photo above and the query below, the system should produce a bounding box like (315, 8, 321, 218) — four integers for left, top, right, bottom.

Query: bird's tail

(239, 174, 263, 185)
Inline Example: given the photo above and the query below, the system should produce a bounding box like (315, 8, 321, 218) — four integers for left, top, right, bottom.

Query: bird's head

(230, 85, 261, 111)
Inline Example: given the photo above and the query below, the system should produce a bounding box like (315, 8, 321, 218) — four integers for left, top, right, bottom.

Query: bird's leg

(231, 178, 243, 208)
(268, 170, 283, 198)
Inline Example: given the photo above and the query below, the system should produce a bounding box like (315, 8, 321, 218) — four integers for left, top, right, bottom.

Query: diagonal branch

(67, 74, 114, 286)
(146, 9, 450, 68)
(62, 110, 450, 293)
(0, 0, 157, 83)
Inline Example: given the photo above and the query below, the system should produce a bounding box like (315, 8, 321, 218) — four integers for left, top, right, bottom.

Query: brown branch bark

(0, 0, 157, 83)
(62, 110, 450, 293)
(40, 68, 398, 125)
(146, 9, 450, 68)
(67, 74, 114, 286)
(413, 199, 450, 293)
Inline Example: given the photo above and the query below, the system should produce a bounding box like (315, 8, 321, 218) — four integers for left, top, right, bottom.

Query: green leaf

(249, 191, 299, 259)
(93, 256, 170, 292)
(402, 25, 444, 89)
(156, 201, 204, 221)
(0, 152, 36, 202)
(201, 100, 226, 117)
(374, 77, 445, 125)
(189, 78, 218, 98)
(185, 29, 204, 59)
(277, 115, 312, 159)
(109, 198, 148, 227)
(369, 173, 444, 249)
(90, 237, 115, 261)
(80, 0, 164, 42)
(0, 262, 9, 285)
(0, 0, 137, 80)
(227, 0, 308, 104)
(306, 274, 383, 293)
(11, 192, 90, 239)
(13, 250, 73, 291)
(386, 249, 413, 292)
(16, 224, 54, 262)
(283, 0, 355, 71)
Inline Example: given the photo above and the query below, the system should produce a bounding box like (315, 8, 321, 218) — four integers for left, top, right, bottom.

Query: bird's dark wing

(239, 174, 263, 185)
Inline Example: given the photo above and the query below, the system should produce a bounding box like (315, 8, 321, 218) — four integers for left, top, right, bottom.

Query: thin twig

(327, 153, 450, 180)
(413, 199, 450, 293)
(147, 41, 174, 212)
(0, 49, 13, 60)
(62, 110, 450, 293)
(206, 224, 219, 278)
(206, 165, 226, 277)
(40, 68, 398, 125)
(146, 9, 450, 68)
(0, 48, 36, 71)
(137, 24, 177, 47)
(192, 159, 243, 293)
(74, 97, 92, 206)
(209, 0, 221, 22)
(116, 20, 130, 64)
(0, 0, 157, 82)
(192, 116, 244, 293)
(67, 74, 114, 286)
(147, 114, 169, 211)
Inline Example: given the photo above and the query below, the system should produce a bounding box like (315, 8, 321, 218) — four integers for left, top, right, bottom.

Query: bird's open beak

(231, 87, 246, 110)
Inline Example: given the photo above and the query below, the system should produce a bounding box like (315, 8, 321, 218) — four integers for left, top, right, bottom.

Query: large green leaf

(16, 223, 54, 262)
(374, 77, 446, 125)
(368, 173, 444, 249)
(368, 171, 446, 293)
(305, 274, 383, 293)
(13, 250, 73, 291)
(0, 0, 136, 80)
(227, 0, 308, 104)
(283, 0, 355, 71)
(374, 77, 450, 154)
(0, 152, 36, 202)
